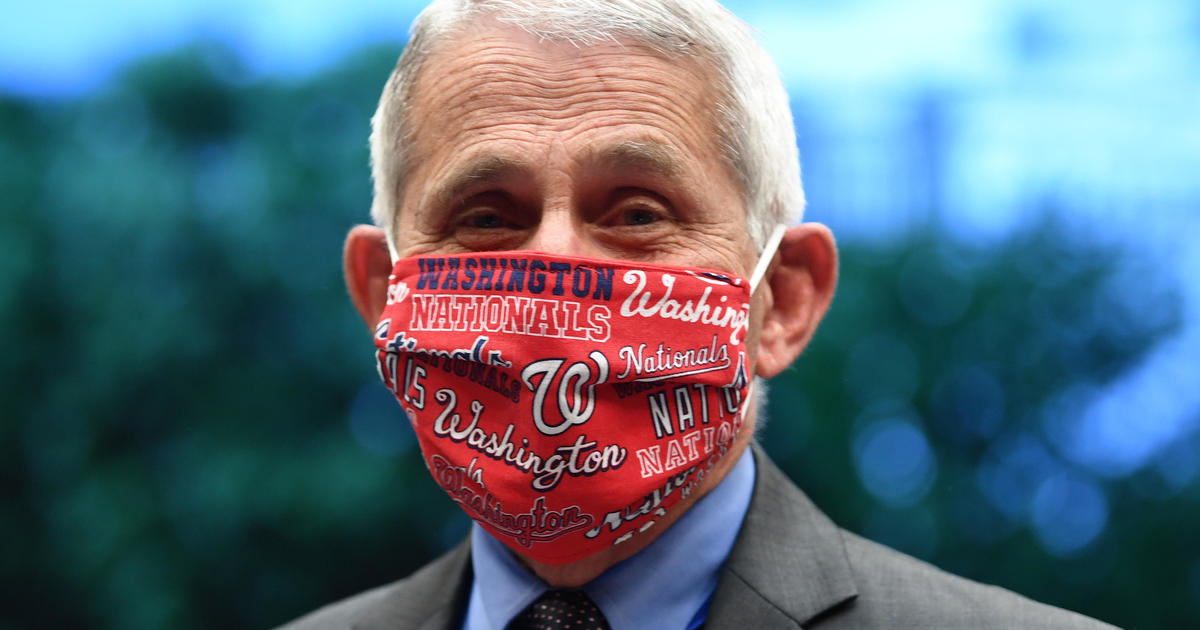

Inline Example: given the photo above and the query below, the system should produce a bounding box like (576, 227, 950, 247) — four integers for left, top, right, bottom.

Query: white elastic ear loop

(385, 230, 400, 264)
(748, 224, 787, 294)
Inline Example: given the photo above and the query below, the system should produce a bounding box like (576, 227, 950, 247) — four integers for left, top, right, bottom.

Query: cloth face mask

(373, 229, 784, 565)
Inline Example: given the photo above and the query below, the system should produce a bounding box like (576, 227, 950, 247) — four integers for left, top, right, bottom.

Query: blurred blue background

(1, 1, 1197, 628)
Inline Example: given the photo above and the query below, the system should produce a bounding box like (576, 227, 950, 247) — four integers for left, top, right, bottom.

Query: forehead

(402, 20, 736, 191)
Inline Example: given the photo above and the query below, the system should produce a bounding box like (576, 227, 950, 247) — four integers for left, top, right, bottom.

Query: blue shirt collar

(464, 448, 757, 630)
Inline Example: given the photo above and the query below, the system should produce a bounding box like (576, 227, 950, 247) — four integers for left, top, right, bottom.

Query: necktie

(506, 589, 612, 630)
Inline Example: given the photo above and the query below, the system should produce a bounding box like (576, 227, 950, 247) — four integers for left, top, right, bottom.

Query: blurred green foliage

(1, 43, 1194, 630)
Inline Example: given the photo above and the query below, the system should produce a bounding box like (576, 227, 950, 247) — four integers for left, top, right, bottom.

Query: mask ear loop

(386, 231, 400, 264)
(749, 224, 787, 294)
(732, 223, 785, 438)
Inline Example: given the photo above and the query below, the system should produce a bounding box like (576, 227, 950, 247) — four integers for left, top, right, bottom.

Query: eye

(602, 189, 673, 229)
(623, 207, 659, 226)
(453, 191, 521, 231)
(448, 193, 529, 251)
(465, 211, 508, 229)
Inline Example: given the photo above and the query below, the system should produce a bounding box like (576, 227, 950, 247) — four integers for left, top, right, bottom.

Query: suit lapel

(406, 540, 474, 630)
(417, 607, 467, 630)
(705, 444, 858, 628)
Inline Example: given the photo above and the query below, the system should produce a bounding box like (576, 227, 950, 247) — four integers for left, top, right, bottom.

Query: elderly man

(283, 1, 1115, 628)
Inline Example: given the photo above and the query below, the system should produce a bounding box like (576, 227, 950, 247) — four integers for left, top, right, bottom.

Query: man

(283, 0, 1116, 628)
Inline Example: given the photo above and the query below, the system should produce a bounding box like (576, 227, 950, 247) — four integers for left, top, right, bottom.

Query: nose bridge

(526, 141, 590, 257)
(526, 196, 586, 256)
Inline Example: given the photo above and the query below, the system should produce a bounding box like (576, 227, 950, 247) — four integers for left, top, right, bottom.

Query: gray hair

(369, 0, 804, 254)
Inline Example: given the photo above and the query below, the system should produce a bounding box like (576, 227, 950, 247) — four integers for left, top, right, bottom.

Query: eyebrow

(429, 139, 685, 208)
(432, 154, 531, 208)
(583, 139, 683, 178)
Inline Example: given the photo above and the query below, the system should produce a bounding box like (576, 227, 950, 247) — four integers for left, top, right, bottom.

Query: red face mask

(374, 236, 780, 565)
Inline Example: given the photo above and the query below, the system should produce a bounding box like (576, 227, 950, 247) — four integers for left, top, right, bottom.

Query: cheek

(740, 264, 776, 362)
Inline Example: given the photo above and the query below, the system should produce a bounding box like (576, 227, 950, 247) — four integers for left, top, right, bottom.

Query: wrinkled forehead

(402, 17, 732, 172)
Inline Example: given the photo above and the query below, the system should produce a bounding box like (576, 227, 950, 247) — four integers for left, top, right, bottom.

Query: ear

(754, 223, 838, 378)
(343, 225, 394, 332)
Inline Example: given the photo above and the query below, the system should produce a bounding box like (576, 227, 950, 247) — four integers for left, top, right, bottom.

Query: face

(357, 20, 836, 583)
(394, 21, 756, 280)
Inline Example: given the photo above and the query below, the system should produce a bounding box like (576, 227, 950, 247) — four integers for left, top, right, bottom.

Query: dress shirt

(463, 449, 756, 630)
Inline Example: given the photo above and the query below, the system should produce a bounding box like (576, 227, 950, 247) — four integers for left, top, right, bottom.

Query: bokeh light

(1030, 471, 1109, 557)
(853, 417, 937, 507)
(349, 381, 414, 457)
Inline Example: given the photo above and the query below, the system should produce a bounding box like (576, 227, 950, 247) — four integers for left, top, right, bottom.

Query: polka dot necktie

(506, 589, 612, 630)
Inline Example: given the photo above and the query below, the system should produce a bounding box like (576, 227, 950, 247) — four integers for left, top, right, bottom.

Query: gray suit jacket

(279, 446, 1119, 629)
